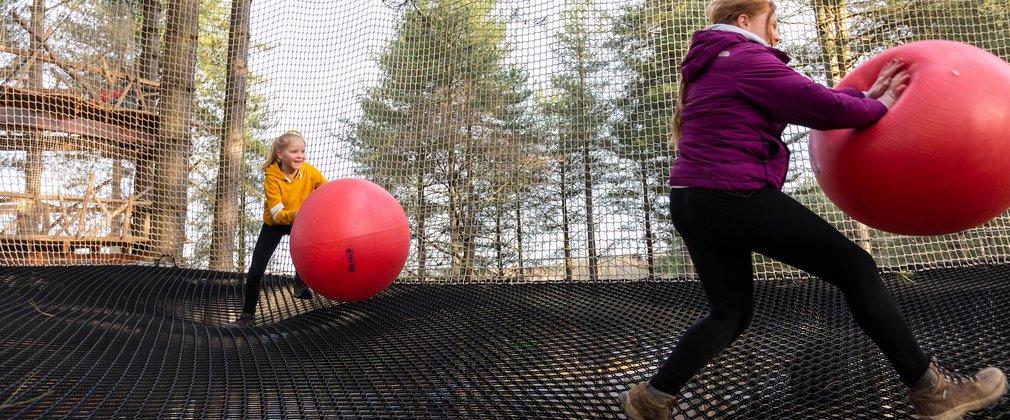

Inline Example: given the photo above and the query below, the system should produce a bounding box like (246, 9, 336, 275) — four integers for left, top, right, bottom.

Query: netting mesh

(1, 264, 1008, 418)
(2, 0, 1009, 280)
(2, 1, 1010, 417)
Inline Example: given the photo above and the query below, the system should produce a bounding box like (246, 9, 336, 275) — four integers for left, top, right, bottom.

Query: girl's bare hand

(867, 58, 905, 99)
(878, 69, 910, 110)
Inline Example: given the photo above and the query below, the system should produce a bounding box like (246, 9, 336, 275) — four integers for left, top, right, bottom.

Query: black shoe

(293, 280, 313, 300)
(230, 313, 255, 327)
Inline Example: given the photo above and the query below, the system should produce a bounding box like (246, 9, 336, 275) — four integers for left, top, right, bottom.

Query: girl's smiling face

(277, 138, 306, 174)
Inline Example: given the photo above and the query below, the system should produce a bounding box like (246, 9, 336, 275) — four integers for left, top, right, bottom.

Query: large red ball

(810, 40, 1010, 235)
(290, 178, 410, 301)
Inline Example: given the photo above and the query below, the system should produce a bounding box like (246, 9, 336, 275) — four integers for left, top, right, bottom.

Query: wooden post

(74, 175, 95, 238)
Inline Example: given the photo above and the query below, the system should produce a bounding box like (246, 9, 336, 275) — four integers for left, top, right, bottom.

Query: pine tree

(352, 0, 536, 281)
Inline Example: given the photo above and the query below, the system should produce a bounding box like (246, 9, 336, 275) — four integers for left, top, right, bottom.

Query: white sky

(0, 1, 830, 267)
(247, 0, 396, 177)
(246, 0, 630, 179)
(243, 1, 645, 271)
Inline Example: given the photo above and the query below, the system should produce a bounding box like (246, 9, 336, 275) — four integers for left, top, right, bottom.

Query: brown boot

(619, 382, 677, 420)
(229, 313, 255, 327)
(908, 356, 1007, 420)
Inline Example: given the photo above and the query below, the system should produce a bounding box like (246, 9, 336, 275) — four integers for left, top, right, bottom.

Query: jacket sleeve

(264, 179, 296, 225)
(834, 87, 866, 98)
(734, 50, 887, 130)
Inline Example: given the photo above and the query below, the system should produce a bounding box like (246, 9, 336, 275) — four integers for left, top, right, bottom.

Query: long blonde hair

(671, 0, 776, 149)
(262, 130, 305, 171)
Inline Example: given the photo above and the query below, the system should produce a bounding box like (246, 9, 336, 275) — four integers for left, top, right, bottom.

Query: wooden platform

(0, 235, 148, 264)
(0, 85, 159, 153)
(0, 183, 151, 264)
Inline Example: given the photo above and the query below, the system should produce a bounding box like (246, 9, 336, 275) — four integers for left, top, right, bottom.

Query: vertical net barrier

(1, 0, 1009, 418)
(3, 0, 1010, 279)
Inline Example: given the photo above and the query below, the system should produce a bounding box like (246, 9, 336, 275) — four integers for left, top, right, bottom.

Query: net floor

(1, 264, 1009, 419)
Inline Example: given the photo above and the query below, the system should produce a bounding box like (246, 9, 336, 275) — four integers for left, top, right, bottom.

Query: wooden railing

(0, 176, 151, 255)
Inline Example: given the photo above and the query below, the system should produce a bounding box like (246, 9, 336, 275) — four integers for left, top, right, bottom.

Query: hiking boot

(619, 382, 677, 420)
(230, 313, 255, 327)
(293, 278, 313, 300)
(908, 356, 1007, 420)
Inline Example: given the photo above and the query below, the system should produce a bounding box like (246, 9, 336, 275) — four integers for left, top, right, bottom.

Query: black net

(4, 0, 1010, 418)
(2, 264, 1008, 418)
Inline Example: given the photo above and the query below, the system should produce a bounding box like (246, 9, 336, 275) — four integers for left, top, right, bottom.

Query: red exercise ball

(810, 40, 1010, 235)
(290, 178, 410, 302)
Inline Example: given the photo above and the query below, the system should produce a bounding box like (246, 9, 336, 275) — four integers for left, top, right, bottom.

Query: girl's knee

(847, 248, 879, 277)
(709, 309, 753, 340)
(827, 241, 878, 277)
(822, 248, 883, 292)
(733, 312, 753, 339)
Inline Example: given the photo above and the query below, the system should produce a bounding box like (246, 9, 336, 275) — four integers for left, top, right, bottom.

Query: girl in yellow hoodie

(232, 131, 327, 327)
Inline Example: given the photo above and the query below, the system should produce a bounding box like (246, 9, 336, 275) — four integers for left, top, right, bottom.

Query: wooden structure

(0, 179, 152, 265)
(0, 85, 159, 152)
(1, 9, 161, 264)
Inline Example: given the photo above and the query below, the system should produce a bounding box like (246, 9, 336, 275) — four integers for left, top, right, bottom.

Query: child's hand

(867, 58, 905, 99)
(878, 69, 910, 110)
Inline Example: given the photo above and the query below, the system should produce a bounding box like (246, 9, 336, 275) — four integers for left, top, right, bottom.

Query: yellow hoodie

(262, 162, 327, 226)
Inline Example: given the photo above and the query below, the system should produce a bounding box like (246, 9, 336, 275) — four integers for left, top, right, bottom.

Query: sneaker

(293, 278, 313, 300)
(619, 382, 677, 420)
(230, 313, 255, 327)
(908, 356, 1007, 420)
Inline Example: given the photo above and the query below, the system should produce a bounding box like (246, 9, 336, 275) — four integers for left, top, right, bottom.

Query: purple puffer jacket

(669, 28, 887, 190)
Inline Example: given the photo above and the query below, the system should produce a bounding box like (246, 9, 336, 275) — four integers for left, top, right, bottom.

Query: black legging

(241, 223, 301, 315)
(649, 187, 929, 394)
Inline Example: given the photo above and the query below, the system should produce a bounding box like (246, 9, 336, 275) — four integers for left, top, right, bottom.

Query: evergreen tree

(609, 0, 706, 277)
(539, 0, 613, 281)
(352, 0, 536, 281)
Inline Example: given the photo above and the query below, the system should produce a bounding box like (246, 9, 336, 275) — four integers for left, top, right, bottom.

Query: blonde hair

(262, 130, 305, 171)
(671, 0, 776, 148)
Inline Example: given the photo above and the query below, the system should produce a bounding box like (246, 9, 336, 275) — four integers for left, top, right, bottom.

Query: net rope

(2, 0, 1010, 418)
(1, 264, 1008, 418)
(1, 0, 1009, 280)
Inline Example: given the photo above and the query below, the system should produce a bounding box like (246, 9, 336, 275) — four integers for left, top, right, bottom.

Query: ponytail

(670, 76, 687, 150)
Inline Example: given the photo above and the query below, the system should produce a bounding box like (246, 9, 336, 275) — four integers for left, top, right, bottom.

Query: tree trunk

(237, 189, 248, 270)
(576, 44, 598, 282)
(561, 162, 573, 282)
(18, 0, 46, 236)
(581, 127, 598, 281)
(139, 0, 162, 87)
(151, 0, 200, 258)
(461, 119, 477, 281)
(132, 0, 161, 246)
(111, 158, 123, 235)
(415, 169, 426, 281)
(813, 0, 853, 88)
(210, 0, 252, 271)
(581, 135, 598, 281)
(447, 99, 461, 280)
(813, 0, 872, 254)
(639, 161, 656, 280)
(494, 194, 504, 279)
(514, 181, 524, 281)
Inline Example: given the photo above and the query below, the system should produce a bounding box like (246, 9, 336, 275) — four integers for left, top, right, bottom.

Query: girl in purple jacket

(620, 1, 1007, 419)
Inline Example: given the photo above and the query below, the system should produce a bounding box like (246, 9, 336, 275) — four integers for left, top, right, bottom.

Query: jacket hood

(265, 161, 300, 183)
(681, 26, 779, 83)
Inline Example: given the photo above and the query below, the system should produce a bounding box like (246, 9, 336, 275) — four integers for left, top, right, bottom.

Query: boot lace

(932, 357, 979, 385)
